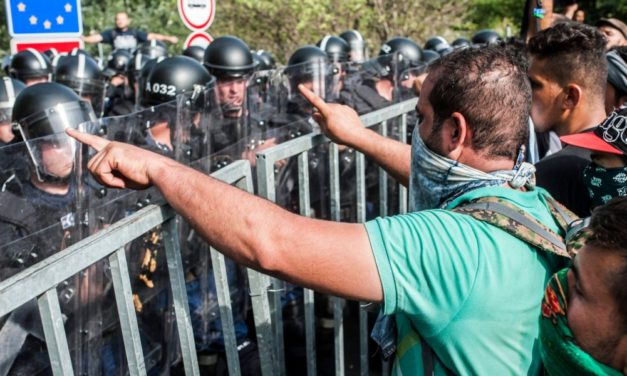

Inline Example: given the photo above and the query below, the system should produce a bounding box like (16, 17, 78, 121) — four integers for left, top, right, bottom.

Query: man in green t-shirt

(67, 45, 566, 374)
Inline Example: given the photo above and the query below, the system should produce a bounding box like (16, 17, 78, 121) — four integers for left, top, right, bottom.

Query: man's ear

(443, 112, 469, 159)
(563, 84, 582, 110)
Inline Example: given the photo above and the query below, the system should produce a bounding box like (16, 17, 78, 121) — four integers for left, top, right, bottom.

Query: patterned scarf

(539, 268, 623, 376)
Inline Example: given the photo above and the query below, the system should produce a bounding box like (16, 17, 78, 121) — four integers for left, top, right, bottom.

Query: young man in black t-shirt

(82, 12, 178, 51)
(527, 23, 608, 217)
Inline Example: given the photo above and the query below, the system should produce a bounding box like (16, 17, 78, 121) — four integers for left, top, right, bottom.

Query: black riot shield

(0, 133, 106, 376)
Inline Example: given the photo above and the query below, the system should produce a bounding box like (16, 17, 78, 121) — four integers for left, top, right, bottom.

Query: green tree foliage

(1, 0, 626, 61)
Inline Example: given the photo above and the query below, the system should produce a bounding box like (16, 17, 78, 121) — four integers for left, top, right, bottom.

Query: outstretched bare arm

(67, 128, 383, 302)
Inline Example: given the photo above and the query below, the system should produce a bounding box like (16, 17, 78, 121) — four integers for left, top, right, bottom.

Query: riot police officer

(102, 49, 135, 116)
(253, 50, 276, 70)
(0, 82, 96, 375)
(203, 36, 258, 153)
(317, 35, 350, 64)
(139, 55, 213, 154)
(452, 37, 473, 49)
(182, 45, 206, 63)
(340, 29, 368, 62)
(338, 37, 421, 114)
(0, 77, 25, 146)
(9, 49, 52, 86)
(0, 77, 27, 189)
(137, 39, 169, 60)
(54, 53, 107, 117)
(472, 29, 502, 45)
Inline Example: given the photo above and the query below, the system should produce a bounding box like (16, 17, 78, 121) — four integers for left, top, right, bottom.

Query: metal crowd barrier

(255, 98, 416, 376)
(0, 98, 417, 376)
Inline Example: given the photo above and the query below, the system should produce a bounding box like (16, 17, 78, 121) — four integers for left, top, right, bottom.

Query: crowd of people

(1, 3, 627, 376)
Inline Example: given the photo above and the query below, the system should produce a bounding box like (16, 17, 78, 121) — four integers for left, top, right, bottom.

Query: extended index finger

(298, 84, 331, 116)
(66, 128, 110, 152)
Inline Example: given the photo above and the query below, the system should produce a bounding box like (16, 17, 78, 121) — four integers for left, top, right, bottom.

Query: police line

(0, 97, 417, 376)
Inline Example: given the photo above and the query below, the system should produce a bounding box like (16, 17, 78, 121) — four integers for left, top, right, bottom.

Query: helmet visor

(16, 100, 96, 141)
(24, 131, 77, 181)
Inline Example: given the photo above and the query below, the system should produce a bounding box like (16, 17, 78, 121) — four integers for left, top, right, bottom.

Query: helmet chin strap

(35, 167, 72, 185)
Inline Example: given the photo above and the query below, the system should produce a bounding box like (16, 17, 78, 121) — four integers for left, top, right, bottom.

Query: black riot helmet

(286, 46, 328, 73)
(127, 51, 151, 87)
(472, 30, 501, 45)
(0, 77, 26, 124)
(42, 48, 59, 61)
(285, 46, 331, 96)
(452, 38, 472, 49)
(9, 49, 52, 83)
(142, 56, 213, 107)
(421, 49, 441, 64)
(317, 35, 350, 63)
(182, 45, 205, 63)
(138, 40, 169, 59)
(340, 29, 367, 62)
(424, 36, 449, 51)
(379, 37, 423, 64)
(69, 48, 92, 58)
(136, 56, 165, 106)
(12, 82, 96, 182)
(378, 37, 423, 81)
(203, 36, 257, 79)
(253, 50, 276, 70)
(53, 54, 107, 116)
(104, 49, 133, 77)
(2, 56, 12, 76)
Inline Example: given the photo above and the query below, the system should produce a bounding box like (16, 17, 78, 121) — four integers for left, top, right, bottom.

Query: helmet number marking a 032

(146, 82, 177, 97)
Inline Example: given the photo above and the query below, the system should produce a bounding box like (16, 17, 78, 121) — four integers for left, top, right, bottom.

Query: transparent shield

(210, 75, 255, 159)
(336, 54, 401, 115)
(174, 81, 221, 167)
(265, 60, 334, 131)
(79, 105, 181, 374)
(0, 134, 105, 375)
(398, 65, 426, 101)
(246, 69, 277, 140)
(180, 139, 257, 365)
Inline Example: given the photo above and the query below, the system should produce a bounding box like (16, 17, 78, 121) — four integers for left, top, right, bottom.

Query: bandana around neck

(408, 126, 536, 212)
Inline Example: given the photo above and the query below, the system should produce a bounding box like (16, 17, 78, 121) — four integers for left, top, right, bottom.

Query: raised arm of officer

(66, 128, 382, 302)
(299, 84, 412, 186)
(82, 32, 104, 44)
(147, 32, 179, 44)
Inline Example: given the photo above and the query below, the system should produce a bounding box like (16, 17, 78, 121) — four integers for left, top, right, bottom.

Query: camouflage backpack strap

(453, 197, 571, 259)
(542, 194, 578, 233)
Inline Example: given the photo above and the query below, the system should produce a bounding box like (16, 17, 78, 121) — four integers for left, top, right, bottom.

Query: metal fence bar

(245, 268, 275, 376)
(162, 216, 200, 376)
(255, 153, 287, 376)
(399, 113, 408, 214)
(108, 247, 147, 376)
(355, 149, 370, 376)
(298, 152, 317, 376)
(214, 160, 276, 376)
(328, 143, 346, 376)
(209, 247, 241, 376)
(378, 120, 389, 217)
(37, 288, 74, 376)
